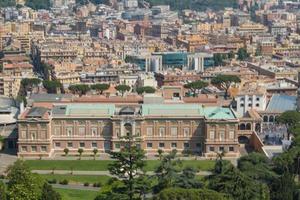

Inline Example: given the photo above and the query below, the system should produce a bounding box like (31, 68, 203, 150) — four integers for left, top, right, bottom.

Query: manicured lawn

(40, 174, 111, 184)
(54, 188, 99, 200)
(26, 159, 215, 171)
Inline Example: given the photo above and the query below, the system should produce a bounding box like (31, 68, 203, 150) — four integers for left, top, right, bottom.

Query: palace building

(17, 103, 241, 158)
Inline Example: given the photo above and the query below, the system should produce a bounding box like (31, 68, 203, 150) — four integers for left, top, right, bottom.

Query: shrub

(59, 179, 68, 185)
(84, 182, 89, 186)
(47, 179, 57, 184)
(93, 182, 102, 187)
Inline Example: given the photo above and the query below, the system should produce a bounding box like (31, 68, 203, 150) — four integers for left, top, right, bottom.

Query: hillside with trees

(146, 0, 238, 11)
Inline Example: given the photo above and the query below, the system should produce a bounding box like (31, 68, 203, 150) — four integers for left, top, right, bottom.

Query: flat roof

(266, 94, 297, 113)
(53, 104, 115, 117)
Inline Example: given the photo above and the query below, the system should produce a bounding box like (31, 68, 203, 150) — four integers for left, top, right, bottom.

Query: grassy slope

(26, 159, 215, 171)
(54, 188, 99, 200)
(40, 174, 111, 184)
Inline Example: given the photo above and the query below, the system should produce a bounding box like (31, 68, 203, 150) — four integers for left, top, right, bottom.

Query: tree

(0, 0, 16, 7)
(40, 183, 61, 200)
(108, 135, 147, 200)
(6, 160, 44, 200)
(154, 150, 182, 193)
(184, 80, 208, 97)
(213, 53, 224, 66)
(136, 86, 156, 95)
(173, 167, 203, 189)
(43, 80, 62, 94)
(0, 181, 6, 200)
(237, 48, 249, 61)
(208, 163, 265, 200)
(93, 148, 98, 160)
(115, 85, 131, 97)
(78, 148, 83, 160)
(157, 149, 164, 160)
(68, 84, 90, 96)
(63, 148, 69, 157)
(277, 111, 300, 139)
(211, 74, 241, 99)
(20, 78, 41, 96)
(91, 83, 110, 95)
(237, 153, 277, 183)
(153, 188, 230, 200)
(25, 0, 50, 10)
(228, 51, 235, 59)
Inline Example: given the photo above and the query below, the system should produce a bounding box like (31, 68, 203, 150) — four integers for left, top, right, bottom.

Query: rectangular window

(171, 127, 178, 137)
(31, 146, 37, 152)
(55, 142, 61, 148)
(219, 146, 224, 152)
(219, 131, 225, 141)
(67, 142, 73, 148)
(115, 143, 120, 149)
(229, 146, 234, 152)
(115, 128, 120, 137)
(91, 128, 98, 136)
(30, 131, 37, 140)
(66, 127, 73, 136)
(21, 146, 27, 152)
(184, 142, 189, 148)
(183, 128, 190, 137)
(92, 142, 97, 148)
(229, 131, 235, 139)
(41, 146, 47, 152)
(135, 129, 141, 136)
(159, 143, 165, 148)
(78, 127, 85, 135)
(147, 143, 153, 148)
(21, 131, 27, 139)
(196, 143, 201, 148)
(40, 131, 47, 139)
(209, 146, 215, 152)
(209, 131, 215, 140)
(159, 127, 165, 137)
(171, 142, 177, 148)
(80, 142, 85, 148)
(146, 127, 153, 136)
(54, 127, 60, 135)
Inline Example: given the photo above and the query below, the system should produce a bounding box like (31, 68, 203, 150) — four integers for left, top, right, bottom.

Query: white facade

(136, 73, 158, 88)
(235, 94, 267, 117)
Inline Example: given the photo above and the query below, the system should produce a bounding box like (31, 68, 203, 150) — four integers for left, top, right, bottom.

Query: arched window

(246, 123, 251, 130)
(263, 116, 268, 122)
(269, 116, 274, 122)
(239, 123, 246, 130)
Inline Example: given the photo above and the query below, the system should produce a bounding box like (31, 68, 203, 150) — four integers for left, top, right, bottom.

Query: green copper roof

(203, 107, 236, 120)
(142, 104, 236, 120)
(65, 104, 115, 116)
(142, 104, 204, 116)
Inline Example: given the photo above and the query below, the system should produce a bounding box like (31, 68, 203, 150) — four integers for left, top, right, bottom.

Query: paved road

(0, 152, 17, 174)
(32, 170, 212, 176)
(51, 183, 100, 191)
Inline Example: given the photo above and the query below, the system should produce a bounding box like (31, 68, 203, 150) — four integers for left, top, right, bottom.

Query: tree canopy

(105, 135, 147, 200)
(184, 80, 208, 97)
(211, 74, 241, 99)
(91, 83, 110, 94)
(43, 80, 62, 94)
(115, 85, 131, 96)
(68, 84, 90, 96)
(237, 48, 250, 61)
(136, 86, 156, 95)
(25, 0, 51, 10)
(153, 188, 230, 200)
